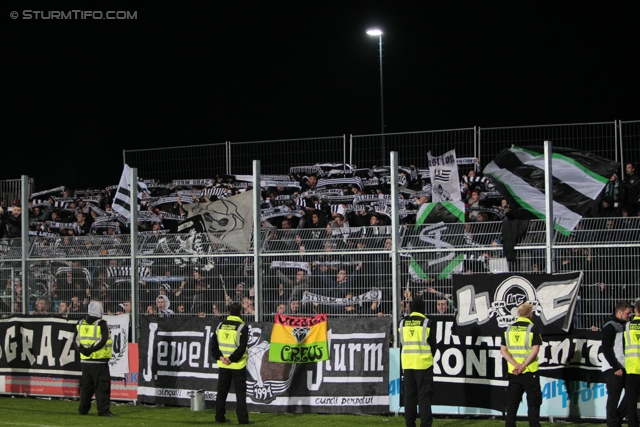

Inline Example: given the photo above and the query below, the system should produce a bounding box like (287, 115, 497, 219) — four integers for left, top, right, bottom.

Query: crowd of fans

(0, 161, 638, 326)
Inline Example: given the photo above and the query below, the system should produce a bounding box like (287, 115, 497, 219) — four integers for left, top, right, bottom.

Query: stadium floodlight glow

(366, 28, 385, 165)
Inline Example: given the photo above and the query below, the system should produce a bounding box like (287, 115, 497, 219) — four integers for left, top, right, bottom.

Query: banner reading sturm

(454, 272, 582, 336)
(137, 316, 390, 413)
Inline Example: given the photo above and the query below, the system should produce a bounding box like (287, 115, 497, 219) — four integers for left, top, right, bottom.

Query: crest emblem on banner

(488, 276, 541, 328)
(291, 327, 311, 344)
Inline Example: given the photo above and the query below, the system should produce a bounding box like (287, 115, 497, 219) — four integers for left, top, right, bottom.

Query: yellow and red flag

(268, 313, 329, 364)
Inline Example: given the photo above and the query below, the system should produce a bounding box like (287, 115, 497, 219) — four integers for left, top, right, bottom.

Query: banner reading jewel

(137, 316, 391, 413)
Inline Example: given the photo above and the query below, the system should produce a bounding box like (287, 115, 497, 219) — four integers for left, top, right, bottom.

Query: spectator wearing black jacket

(601, 301, 633, 427)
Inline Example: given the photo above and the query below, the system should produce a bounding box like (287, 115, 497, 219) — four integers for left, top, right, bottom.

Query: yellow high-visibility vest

(399, 312, 433, 370)
(216, 315, 247, 370)
(504, 317, 538, 374)
(625, 316, 640, 374)
(76, 320, 112, 360)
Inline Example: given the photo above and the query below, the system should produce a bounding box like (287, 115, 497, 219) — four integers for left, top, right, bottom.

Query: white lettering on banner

(203, 326, 211, 369)
(20, 327, 36, 365)
(363, 343, 383, 371)
(5, 326, 18, 362)
(157, 342, 168, 366)
(456, 286, 492, 326)
(143, 322, 158, 382)
(170, 341, 187, 366)
(325, 341, 384, 374)
(189, 342, 200, 368)
(436, 321, 461, 346)
(36, 325, 54, 366)
(538, 338, 600, 367)
(58, 330, 76, 366)
(455, 274, 582, 330)
(432, 321, 505, 379)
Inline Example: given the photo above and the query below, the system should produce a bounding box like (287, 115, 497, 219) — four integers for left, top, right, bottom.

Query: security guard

(211, 302, 253, 425)
(398, 297, 434, 427)
(74, 300, 116, 417)
(601, 301, 632, 427)
(500, 302, 542, 427)
(625, 300, 640, 427)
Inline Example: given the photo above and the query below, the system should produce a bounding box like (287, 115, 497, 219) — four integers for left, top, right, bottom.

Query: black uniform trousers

(505, 371, 541, 427)
(605, 368, 627, 427)
(78, 361, 111, 415)
(626, 373, 640, 427)
(216, 366, 249, 424)
(403, 367, 433, 427)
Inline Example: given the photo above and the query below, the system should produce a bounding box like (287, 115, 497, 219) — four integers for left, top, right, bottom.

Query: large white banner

(104, 314, 130, 376)
(428, 149, 461, 202)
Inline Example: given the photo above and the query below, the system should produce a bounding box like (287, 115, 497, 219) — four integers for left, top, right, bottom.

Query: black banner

(453, 272, 582, 336)
(137, 316, 391, 413)
(425, 316, 604, 412)
(0, 316, 81, 377)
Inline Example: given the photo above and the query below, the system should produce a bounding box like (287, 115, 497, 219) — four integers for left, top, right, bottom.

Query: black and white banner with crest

(453, 272, 582, 335)
(137, 316, 390, 413)
(428, 149, 461, 202)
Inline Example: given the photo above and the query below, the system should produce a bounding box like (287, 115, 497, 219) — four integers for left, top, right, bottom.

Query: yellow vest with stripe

(216, 315, 247, 370)
(77, 319, 113, 360)
(624, 315, 640, 374)
(504, 317, 538, 374)
(399, 312, 433, 370)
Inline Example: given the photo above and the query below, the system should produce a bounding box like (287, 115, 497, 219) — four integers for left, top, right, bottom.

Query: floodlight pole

(367, 29, 385, 165)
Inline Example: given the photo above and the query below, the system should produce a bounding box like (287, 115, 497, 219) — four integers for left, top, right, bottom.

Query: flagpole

(130, 167, 139, 343)
(390, 151, 400, 348)
(253, 160, 262, 322)
(544, 141, 554, 274)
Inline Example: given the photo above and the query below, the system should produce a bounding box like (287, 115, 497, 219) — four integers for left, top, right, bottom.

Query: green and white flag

(408, 201, 466, 281)
(484, 146, 618, 235)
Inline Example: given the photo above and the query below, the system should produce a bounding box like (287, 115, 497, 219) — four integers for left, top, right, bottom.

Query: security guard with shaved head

(500, 302, 542, 427)
(398, 297, 435, 427)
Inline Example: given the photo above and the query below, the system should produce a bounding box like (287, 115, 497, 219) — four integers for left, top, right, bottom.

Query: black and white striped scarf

(172, 179, 214, 187)
(106, 266, 151, 278)
(30, 186, 65, 199)
(317, 177, 363, 190)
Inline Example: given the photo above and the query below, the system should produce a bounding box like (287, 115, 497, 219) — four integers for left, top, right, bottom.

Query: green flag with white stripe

(484, 146, 618, 235)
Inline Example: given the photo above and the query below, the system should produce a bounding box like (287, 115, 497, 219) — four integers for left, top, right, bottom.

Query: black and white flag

(453, 272, 583, 335)
(483, 146, 619, 234)
(112, 164, 150, 220)
(428, 149, 461, 202)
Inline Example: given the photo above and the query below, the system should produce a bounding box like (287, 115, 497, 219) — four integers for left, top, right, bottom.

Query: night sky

(4, 2, 639, 192)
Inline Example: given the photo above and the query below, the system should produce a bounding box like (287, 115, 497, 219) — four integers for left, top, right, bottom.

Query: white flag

(104, 313, 130, 376)
(182, 190, 254, 253)
(428, 149, 461, 202)
(111, 164, 150, 220)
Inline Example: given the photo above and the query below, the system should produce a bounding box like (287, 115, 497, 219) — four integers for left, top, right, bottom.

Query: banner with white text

(137, 316, 391, 413)
(390, 317, 606, 417)
(454, 272, 582, 335)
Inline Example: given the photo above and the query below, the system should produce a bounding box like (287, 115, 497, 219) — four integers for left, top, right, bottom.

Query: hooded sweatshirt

(77, 301, 109, 358)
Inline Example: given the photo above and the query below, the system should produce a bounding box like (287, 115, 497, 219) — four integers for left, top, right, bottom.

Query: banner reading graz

(0, 316, 80, 376)
(137, 316, 391, 414)
(423, 317, 604, 413)
(0, 315, 131, 378)
(453, 272, 582, 335)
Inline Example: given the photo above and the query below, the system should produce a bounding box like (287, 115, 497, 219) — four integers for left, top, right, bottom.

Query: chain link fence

(2, 218, 639, 332)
